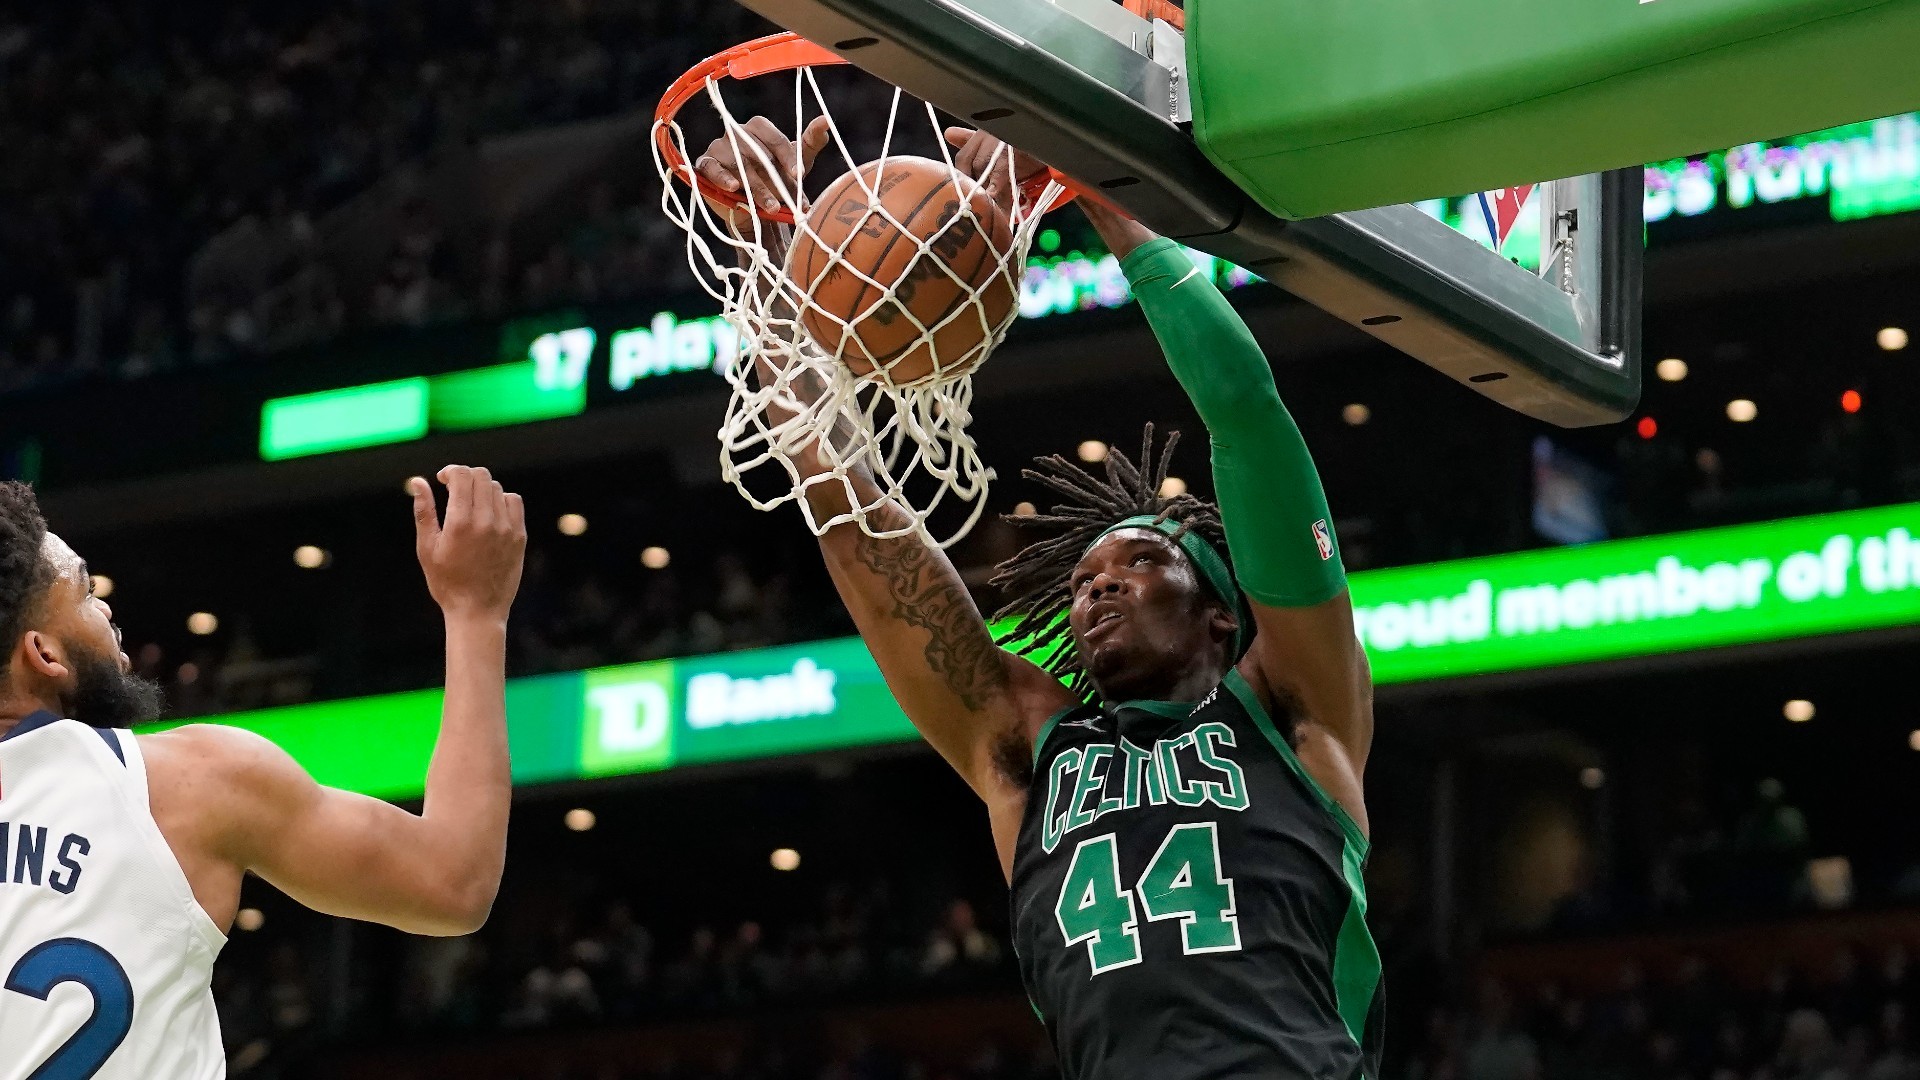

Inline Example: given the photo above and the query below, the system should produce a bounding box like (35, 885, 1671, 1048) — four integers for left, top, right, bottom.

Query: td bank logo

(581, 663, 677, 775)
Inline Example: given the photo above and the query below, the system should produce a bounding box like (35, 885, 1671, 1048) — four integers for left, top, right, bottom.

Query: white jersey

(0, 713, 226, 1080)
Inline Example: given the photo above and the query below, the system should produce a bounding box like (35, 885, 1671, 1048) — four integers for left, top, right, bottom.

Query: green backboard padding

(1189, 0, 1920, 219)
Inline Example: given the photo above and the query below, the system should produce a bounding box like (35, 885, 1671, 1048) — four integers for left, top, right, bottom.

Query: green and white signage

(1347, 502, 1920, 683)
(139, 638, 918, 800)
(143, 501, 1920, 798)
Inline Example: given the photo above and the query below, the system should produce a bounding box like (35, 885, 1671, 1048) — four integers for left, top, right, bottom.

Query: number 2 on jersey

(6, 938, 134, 1079)
(1055, 822, 1240, 974)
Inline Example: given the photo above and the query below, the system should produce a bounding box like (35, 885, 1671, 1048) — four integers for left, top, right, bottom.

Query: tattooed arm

(814, 496, 1076, 796)
(777, 355, 1072, 811)
(695, 119, 1078, 823)
(772, 346, 1072, 803)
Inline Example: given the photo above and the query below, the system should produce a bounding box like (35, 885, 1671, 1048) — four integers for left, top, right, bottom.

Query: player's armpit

(1242, 594, 1376, 806)
(166, 724, 500, 937)
(817, 500, 1076, 801)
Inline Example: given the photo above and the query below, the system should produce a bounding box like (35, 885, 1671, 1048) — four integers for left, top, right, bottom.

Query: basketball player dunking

(695, 126, 1384, 1078)
(0, 466, 525, 1079)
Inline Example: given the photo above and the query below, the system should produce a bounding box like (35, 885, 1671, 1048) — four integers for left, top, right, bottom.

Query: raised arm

(1084, 200, 1375, 825)
(145, 465, 526, 936)
(692, 121, 1076, 813)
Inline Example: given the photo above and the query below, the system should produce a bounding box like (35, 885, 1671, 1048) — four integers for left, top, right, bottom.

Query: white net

(654, 58, 1064, 548)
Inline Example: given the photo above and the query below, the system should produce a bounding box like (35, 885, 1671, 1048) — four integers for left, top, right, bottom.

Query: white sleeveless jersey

(0, 713, 227, 1080)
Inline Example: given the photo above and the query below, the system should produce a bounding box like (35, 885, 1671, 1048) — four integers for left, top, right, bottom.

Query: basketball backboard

(726, 0, 1644, 428)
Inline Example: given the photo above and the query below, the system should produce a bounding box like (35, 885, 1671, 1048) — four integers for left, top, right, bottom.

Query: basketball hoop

(653, 32, 1073, 548)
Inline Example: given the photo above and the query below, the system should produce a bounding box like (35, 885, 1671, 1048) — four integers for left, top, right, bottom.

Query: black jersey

(1010, 668, 1384, 1080)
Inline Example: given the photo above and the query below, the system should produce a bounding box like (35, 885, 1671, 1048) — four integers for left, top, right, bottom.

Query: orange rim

(655, 31, 1077, 224)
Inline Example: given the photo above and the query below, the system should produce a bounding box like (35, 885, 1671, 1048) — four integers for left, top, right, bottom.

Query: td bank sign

(577, 640, 914, 776)
(1351, 507, 1920, 684)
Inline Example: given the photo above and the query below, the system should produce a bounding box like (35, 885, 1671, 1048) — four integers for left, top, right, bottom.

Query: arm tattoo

(853, 525, 1009, 711)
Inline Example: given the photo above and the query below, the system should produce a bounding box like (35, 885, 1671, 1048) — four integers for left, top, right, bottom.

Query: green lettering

(1142, 741, 1168, 806)
(1056, 834, 1142, 973)
(1095, 747, 1125, 820)
(1193, 722, 1250, 811)
(1137, 822, 1241, 953)
(1065, 746, 1112, 834)
(1159, 733, 1206, 807)
(1042, 748, 1082, 853)
(1119, 740, 1154, 810)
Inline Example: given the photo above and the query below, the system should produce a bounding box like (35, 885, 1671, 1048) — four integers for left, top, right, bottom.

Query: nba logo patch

(1312, 519, 1334, 561)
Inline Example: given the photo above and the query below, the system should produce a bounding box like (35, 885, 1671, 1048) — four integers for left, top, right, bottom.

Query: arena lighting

(1784, 699, 1816, 722)
(564, 808, 597, 832)
(1159, 476, 1188, 498)
(1656, 358, 1688, 382)
(293, 545, 330, 569)
(641, 546, 671, 570)
(235, 909, 265, 933)
(1842, 389, 1863, 414)
(1637, 416, 1658, 440)
(1726, 399, 1758, 422)
(187, 612, 219, 636)
(89, 574, 114, 599)
(1880, 327, 1910, 352)
(1342, 403, 1371, 426)
(1077, 440, 1109, 463)
(557, 514, 588, 537)
(1808, 856, 1855, 909)
(1579, 767, 1605, 790)
(770, 848, 802, 872)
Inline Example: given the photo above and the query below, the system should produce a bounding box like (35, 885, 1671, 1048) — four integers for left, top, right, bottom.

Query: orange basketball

(791, 156, 1017, 385)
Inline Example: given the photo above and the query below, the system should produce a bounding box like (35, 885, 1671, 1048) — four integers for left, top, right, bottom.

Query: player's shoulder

(138, 724, 313, 861)
(138, 723, 301, 792)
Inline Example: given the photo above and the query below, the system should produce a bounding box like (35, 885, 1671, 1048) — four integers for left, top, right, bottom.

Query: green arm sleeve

(1120, 237, 1346, 607)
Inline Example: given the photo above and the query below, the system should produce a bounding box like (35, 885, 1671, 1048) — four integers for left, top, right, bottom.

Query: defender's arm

(147, 467, 525, 936)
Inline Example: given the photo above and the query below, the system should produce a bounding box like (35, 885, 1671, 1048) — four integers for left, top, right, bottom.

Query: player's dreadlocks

(0, 482, 53, 689)
(991, 424, 1234, 703)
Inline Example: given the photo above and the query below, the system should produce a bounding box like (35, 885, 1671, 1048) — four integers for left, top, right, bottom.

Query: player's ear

(20, 630, 70, 682)
(1208, 602, 1239, 645)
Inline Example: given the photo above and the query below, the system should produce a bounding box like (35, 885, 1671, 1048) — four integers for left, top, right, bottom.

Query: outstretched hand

(695, 115, 834, 222)
(942, 127, 1049, 209)
(410, 465, 527, 623)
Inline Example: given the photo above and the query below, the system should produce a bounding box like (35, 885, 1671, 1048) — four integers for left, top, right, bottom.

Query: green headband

(1090, 514, 1252, 660)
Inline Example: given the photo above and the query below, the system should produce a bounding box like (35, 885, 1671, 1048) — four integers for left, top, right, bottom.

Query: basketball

(792, 156, 1017, 385)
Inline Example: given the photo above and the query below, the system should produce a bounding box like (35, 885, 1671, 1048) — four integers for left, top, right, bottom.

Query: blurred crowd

(0, 0, 768, 390)
(385, 1046, 1058, 1080)
(216, 881, 1022, 1078)
(1412, 947, 1920, 1080)
(445, 893, 1002, 1033)
(1535, 778, 1825, 939)
(0, 0, 979, 393)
